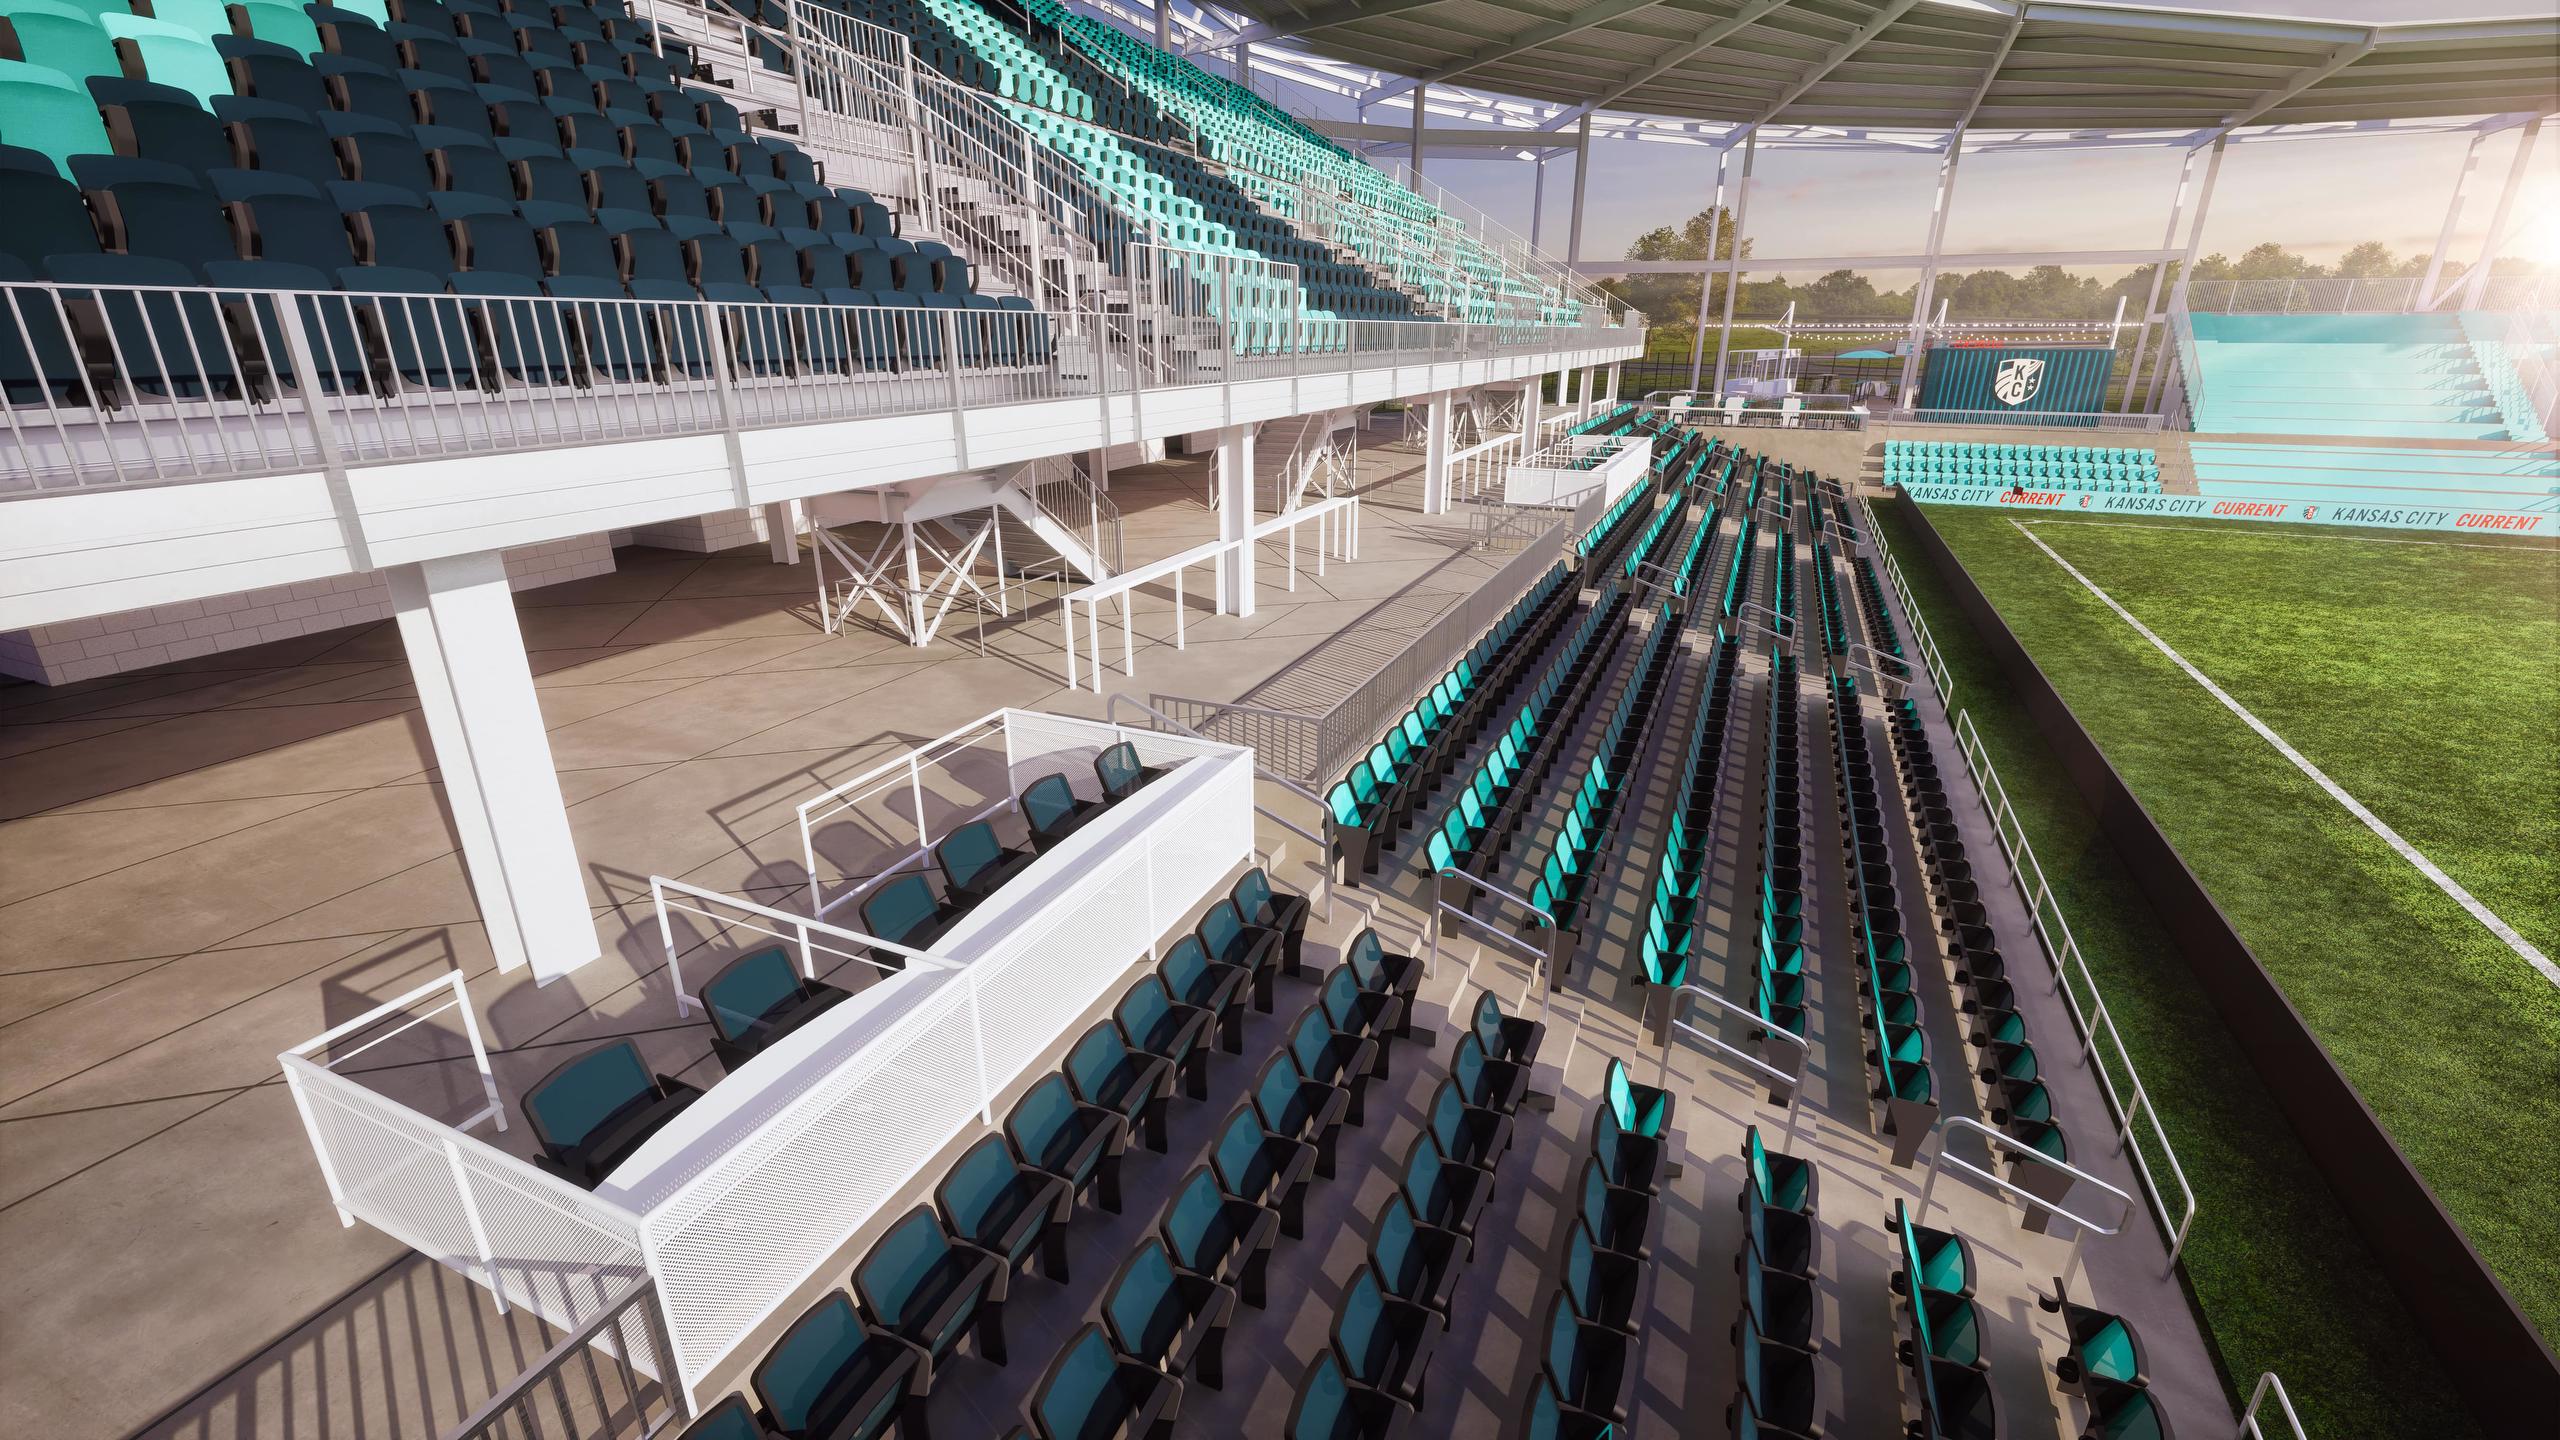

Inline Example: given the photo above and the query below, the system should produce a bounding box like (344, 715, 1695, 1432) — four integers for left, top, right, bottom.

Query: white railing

(444, 1275, 688, 1440)
(2181, 274, 2548, 315)
(0, 277, 1630, 495)
(2463, 308, 2557, 443)
(1658, 983, 1808, 1110)
(2240, 1373, 2311, 1440)
(652, 875, 945, 1017)
(1021, 452, 1124, 574)
(1951, 711, 2199, 1265)
(1856, 496, 1952, 706)
(1918, 1115, 2138, 1291)
(1057, 493, 1359, 690)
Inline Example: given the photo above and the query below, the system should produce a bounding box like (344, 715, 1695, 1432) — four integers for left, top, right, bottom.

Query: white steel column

(1523, 369, 1547, 439)
(391, 552, 597, 981)
(1409, 83, 1426, 190)
(763, 500, 798, 563)
(2156, 137, 2226, 414)
(1153, 0, 1169, 48)
(2118, 146, 2204, 413)
(1421, 391, 1453, 513)
(1710, 128, 1759, 396)
(2417, 131, 2486, 310)
(1530, 155, 1547, 252)
(2463, 118, 2542, 310)
(1686, 144, 1732, 392)
(1566, 112, 1592, 264)
(1897, 133, 1966, 410)
(1604, 364, 1620, 403)
(1216, 424, 1255, 616)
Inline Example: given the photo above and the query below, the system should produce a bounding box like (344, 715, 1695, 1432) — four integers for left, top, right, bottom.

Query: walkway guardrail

(1918, 1115, 2138, 1293)
(2240, 1373, 2311, 1440)
(2182, 274, 2548, 315)
(441, 1275, 686, 1440)
(1658, 983, 1808, 1111)
(1057, 494, 1359, 691)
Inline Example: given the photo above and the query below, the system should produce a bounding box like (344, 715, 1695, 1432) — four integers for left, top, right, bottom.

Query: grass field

(1873, 503, 2560, 1432)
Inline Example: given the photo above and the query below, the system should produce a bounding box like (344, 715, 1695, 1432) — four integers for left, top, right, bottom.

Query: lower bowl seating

(1883, 439, 2162, 495)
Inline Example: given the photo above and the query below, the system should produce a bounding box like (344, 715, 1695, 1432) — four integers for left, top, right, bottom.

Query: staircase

(2189, 313, 2515, 440)
(906, 457, 1123, 580)
(1246, 410, 1355, 512)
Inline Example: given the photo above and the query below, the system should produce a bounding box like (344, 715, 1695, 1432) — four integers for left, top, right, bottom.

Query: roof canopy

(1200, 0, 2560, 134)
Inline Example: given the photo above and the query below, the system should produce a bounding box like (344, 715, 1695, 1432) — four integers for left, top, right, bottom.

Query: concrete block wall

(0, 534, 618, 686)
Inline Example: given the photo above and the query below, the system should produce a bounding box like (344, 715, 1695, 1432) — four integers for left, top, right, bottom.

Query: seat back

(1231, 866, 1275, 919)
(1332, 1265, 1394, 1380)
(1288, 1353, 1358, 1440)
(701, 945, 797, 1044)
(1318, 966, 1362, 1033)
(1471, 991, 1510, 1054)
(1116, 975, 1173, 1044)
(1021, 772, 1078, 835)
(1159, 1165, 1224, 1271)
(937, 820, 999, 887)
(859, 873, 940, 947)
(1287, 1007, 1333, 1077)
(1426, 1079, 1472, 1159)
(1094, 739, 1151, 798)
(754, 1291, 869, 1434)
(674, 1394, 767, 1440)
(1196, 899, 1250, 964)
(853, 1208, 955, 1333)
(522, 1039, 652, 1151)
(1542, 1292, 1587, 1389)
(1401, 1135, 1446, 1215)
(1451, 1032, 1492, 1107)
(1344, 929, 1386, 988)
(937, 1134, 1023, 1241)
(1210, 1104, 1266, 1196)
(1101, 1237, 1177, 1359)
(1031, 1324, 1122, 1440)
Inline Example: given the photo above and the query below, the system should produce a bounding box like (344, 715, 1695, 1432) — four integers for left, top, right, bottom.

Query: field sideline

(1897, 505, 2560, 1352)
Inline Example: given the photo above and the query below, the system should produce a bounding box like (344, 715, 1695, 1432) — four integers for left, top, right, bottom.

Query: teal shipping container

(1917, 345, 2114, 422)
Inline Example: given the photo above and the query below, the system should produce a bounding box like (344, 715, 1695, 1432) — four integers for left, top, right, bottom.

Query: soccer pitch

(1902, 507, 2560, 1350)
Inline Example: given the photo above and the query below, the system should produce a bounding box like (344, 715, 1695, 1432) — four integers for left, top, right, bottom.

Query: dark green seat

(518, 1039, 702, 1190)
(1743, 1125, 1817, 1218)
(1251, 1049, 1347, 1180)
(1736, 1234, 1813, 1350)
(1290, 1004, 1376, 1125)
(1731, 1311, 1817, 1439)
(1367, 1190, 1460, 1320)
(1400, 1134, 1488, 1255)
(700, 945, 851, 1069)
(1331, 1265, 1437, 1406)
(1542, 1292, 1631, 1424)
(2052, 1286, 2147, 1403)
(1425, 1076, 1508, 1172)
(1592, 1102, 1661, 1197)
(1159, 1163, 1277, 1309)
(852, 1207, 1004, 1369)
(2081, 1387, 2169, 1440)
(1024, 1323, 1178, 1440)
(1092, 739, 1171, 801)
(750, 1292, 923, 1440)
(858, 874, 959, 970)
(1229, 867, 1308, 975)
(1564, 1217, 1643, 1334)
(1196, 899, 1281, 1013)
(1065, 1019, 1172, 1152)
(1471, 989, 1542, 1065)
(1891, 1200, 1973, 1300)
(935, 1134, 1069, 1295)
(1004, 1072, 1124, 1216)
(1159, 936, 1248, 1054)
(1283, 1351, 1408, 1440)
(1101, 1237, 1233, 1390)
(935, 819, 1032, 908)
(1916, 1355, 1997, 1440)
(1526, 1373, 1616, 1440)
(1603, 1058, 1671, 1138)
(1115, 973, 1211, 1100)
(1344, 929, 1419, 1039)
(677, 1395, 776, 1440)
(1320, 967, 1400, 1074)
(1742, 1179, 1812, 1277)
(1210, 1099, 1315, 1238)
(1452, 1034, 1530, 1117)
(1020, 772, 1102, 851)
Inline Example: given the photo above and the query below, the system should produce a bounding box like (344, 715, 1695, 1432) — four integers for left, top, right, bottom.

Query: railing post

(943, 309, 968, 468)
(268, 295, 373, 572)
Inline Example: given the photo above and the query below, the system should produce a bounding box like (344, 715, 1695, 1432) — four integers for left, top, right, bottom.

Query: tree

(1600, 206, 1749, 328)
(2334, 241, 2399, 278)
(2231, 241, 2327, 280)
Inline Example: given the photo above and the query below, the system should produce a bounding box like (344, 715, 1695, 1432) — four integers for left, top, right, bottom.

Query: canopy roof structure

(1195, 0, 2560, 135)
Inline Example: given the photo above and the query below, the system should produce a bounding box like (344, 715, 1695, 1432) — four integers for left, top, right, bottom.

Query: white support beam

(1215, 425, 1255, 616)
(1711, 128, 1760, 397)
(1177, 0, 1449, 54)
(2461, 117, 2541, 310)
(2189, 31, 2378, 147)
(1362, 0, 1661, 106)
(1947, 14, 2025, 136)
(1567, 111, 1592, 264)
(2416, 131, 2486, 310)
(1421, 391, 1452, 514)
(1756, 0, 1923, 127)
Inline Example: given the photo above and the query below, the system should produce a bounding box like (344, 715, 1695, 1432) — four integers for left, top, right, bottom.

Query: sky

(1304, 0, 2560, 281)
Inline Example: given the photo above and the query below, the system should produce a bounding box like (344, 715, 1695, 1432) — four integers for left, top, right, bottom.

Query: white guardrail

(1057, 493, 1359, 690)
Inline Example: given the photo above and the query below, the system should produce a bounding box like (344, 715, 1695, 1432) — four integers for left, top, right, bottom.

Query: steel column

(1710, 128, 1759, 397)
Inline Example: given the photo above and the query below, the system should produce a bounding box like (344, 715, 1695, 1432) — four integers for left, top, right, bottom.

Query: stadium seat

(1100, 1236, 1234, 1390)
(1229, 867, 1308, 975)
(858, 872, 960, 968)
(1094, 739, 1171, 800)
(1020, 772, 1102, 851)
(852, 1206, 1005, 1369)
(1159, 935, 1248, 1054)
(0, 60, 114, 176)
(751, 1292, 924, 1440)
(698, 944, 850, 1068)
(1160, 1162, 1277, 1309)
(674, 1396, 772, 1440)
(1542, 1292, 1632, 1423)
(1250, 1049, 1347, 1179)
(1732, 1310, 1817, 1439)
(1210, 1098, 1315, 1238)
(935, 818, 1032, 906)
(1196, 899, 1281, 1012)
(1066, 1017, 1173, 1152)
(1330, 1265, 1437, 1405)
(1283, 1351, 1409, 1439)
(935, 1133, 1070, 1293)
(1115, 972, 1211, 1100)
(518, 1038, 703, 1188)
(1004, 1071, 1125, 1216)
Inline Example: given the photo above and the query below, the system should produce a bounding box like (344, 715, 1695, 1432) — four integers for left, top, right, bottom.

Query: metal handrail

(1107, 693, 1335, 920)
(440, 1275, 686, 1440)
(2240, 1373, 2310, 1440)
(1919, 1115, 2138, 1293)
(1658, 983, 1808, 1107)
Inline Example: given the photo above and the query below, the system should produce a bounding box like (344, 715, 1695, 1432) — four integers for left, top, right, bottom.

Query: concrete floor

(0, 433, 2232, 1440)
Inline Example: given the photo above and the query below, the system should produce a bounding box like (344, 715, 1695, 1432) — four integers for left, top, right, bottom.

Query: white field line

(2023, 518, 2560, 553)
(2009, 518, 2560, 990)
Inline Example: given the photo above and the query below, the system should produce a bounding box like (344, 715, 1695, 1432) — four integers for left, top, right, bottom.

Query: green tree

(1601, 206, 1748, 328)
(2335, 241, 2400, 278)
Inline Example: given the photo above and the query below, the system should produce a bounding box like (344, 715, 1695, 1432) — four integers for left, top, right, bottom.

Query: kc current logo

(1993, 356, 2045, 407)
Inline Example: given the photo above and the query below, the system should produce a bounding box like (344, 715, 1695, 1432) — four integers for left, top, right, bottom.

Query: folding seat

(1731, 1310, 1818, 1439)
(2048, 1286, 2147, 1403)
(1006, 1071, 1123, 1218)
(1399, 1135, 1488, 1255)
(423, 128, 510, 197)
(1101, 1237, 1234, 1392)
(851, 1207, 1006, 1369)
(1249, 1048, 1346, 1183)
(1526, 1373, 1617, 1440)
(641, 170, 721, 240)
(1563, 1218, 1642, 1335)
(332, 115, 436, 195)
(517, 1038, 704, 1187)
(1097, 736, 1170, 801)
(1196, 899, 1282, 1013)
(1324, 766, 1382, 880)
(1210, 1098, 1315, 1238)
(1116, 973, 1211, 1101)
(233, 1, 323, 53)
(316, 55, 419, 127)
(1330, 1265, 1436, 1408)
(614, 116, 684, 175)
(1019, 771, 1102, 851)
(1160, 1162, 1276, 1309)
(4, 4, 123, 83)
(103, 15, 232, 106)
(456, 34, 536, 91)
(1451, 1032, 1530, 1119)
(1603, 1057, 1671, 1139)
(1344, 928, 1419, 1040)
(671, 1396, 770, 1440)
(90, 76, 233, 174)
(1318, 966, 1398, 1073)
(855, 872, 959, 970)
(409, 73, 497, 138)
(1541, 1292, 1631, 1424)
(313, 5, 403, 69)
(1426, 1074, 1507, 1175)
(1577, 1157, 1650, 1263)
(934, 818, 1032, 907)
(2079, 1388, 2167, 1440)
(1025, 1323, 1179, 1440)
(0, 62, 112, 182)
(219, 99, 345, 185)
(531, 215, 625, 298)
(1591, 1104, 1660, 1197)
(1228, 867, 1307, 977)
(936, 1133, 1070, 1295)
(696, 944, 849, 1069)
(1067, 1018, 1173, 1153)
(1283, 1351, 1407, 1439)
(748, 1291, 923, 1440)
(0, 147, 107, 406)
(1157, 935, 1247, 1056)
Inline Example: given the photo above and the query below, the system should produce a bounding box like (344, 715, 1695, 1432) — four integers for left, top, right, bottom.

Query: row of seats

(1708, 511, 1755, 627)
(1535, 1057, 1672, 1426)
(1751, 649, 1806, 1042)
(1831, 674, 1939, 1157)
(1283, 992, 1549, 1436)
(1324, 560, 1575, 879)
(1731, 1124, 1821, 1437)
(1883, 439, 2163, 495)
(1634, 628, 1737, 995)
(1849, 552, 1910, 680)
(1659, 454, 1725, 600)
(1524, 600, 1678, 969)
(1421, 587, 1625, 887)
(1889, 1198, 1994, 1438)
(1573, 469, 1655, 563)
(1810, 540, 1849, 661)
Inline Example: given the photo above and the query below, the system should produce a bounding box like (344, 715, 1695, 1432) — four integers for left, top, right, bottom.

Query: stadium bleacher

(1884, 439, 2162, 494)
(2189, 312, 2517, 440)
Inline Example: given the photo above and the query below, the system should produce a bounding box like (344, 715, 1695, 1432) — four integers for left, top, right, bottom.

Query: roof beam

(1362, 0, 1663, 105)
(1535, 0, 1800, 131)
(2187, 30, 2377, 145)
(1175, 0, 1451, 55)
(1947, 12, 2025, 133)
(1757, 0, 1925, 125)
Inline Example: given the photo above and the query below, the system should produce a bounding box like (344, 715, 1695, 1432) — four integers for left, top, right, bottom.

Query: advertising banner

(1903, 482, 2552, 534)
(1918, 345, 2114, 421)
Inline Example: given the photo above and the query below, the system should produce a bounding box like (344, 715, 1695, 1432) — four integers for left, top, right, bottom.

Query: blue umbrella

(1835, 348, 1894, 360)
